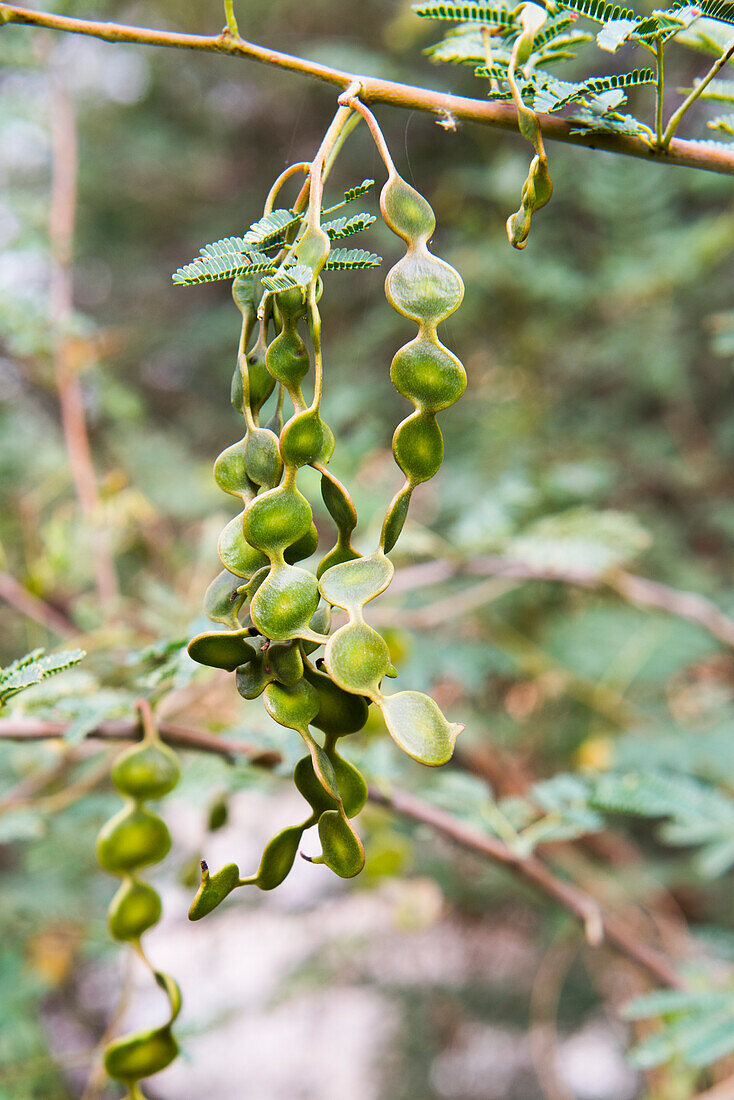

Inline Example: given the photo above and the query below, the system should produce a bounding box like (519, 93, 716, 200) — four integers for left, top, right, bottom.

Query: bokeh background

(3, 1, 734, 1097)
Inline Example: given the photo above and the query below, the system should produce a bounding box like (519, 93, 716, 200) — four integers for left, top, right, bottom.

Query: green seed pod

(386, 249, 464, 327)
(232, 274, 255, 319)
(381, 485, 412, 555)
(104, 1025, 178, 1083)
(245, 336, 277, 417)
(331, 753, 368, 817)
(262, 678, 319, 731)
(316, 542, 360, 577)
(97, 805, 172, 875)
(325, 622, 391, 696)
(207, 795, 229, 832)
(255, 824, 305, 890)
(189, 160, 466, 901)
(390, 337, 466, 412)
(293, 754, 339, 818)
(319, 553, 394, 611)
(381, 175, 435, 243)
(320, 469, 357, 533)
(108, 879, 162, 942)
(217, 512, 269, 578)
(305, 603, 332, 642)
(392, 412, 444, 483)
(380, 690, 462, 766)
(111, 740, 180, 801)
(188, 861, 241, 921)
(214, 438, 251, 498)
(266, 325, 310, 388)
(378, 168, 465, 554)
(275, 285, 308, 320)
(268, 641, 304, 686)
(187, 627, 256, 672)
(243, 564, 270, 602)
(294, 752, 367, 819)
(243, 484, 313, 555)
(249, 565, 320, 641)
(284, 522, 319, 565)
(231, 363, 245, 416)
(279, 408, 334, 468)
(293, 222, 330, 275)
(507, 154, 552, 249)
(531, 155, 553, 209)
(244, 427, 283, 490)
(235, 651, 272, 699)
(204, 568, 247, 628)
(99, 708, 180, 1093)
(317, 469, 359, 577)
(317, 810, 365, 878)
(303, 662, 369, 737)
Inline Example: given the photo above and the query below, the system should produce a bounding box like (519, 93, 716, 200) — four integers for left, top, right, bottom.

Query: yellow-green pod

(97, 805, 171, 875)
(104, 1025, 178, 1083)
(255, 824, 305, 890)
(111, 740, 180, 801)
(317, 810, 365, 878)
(108, 879, 162, 942)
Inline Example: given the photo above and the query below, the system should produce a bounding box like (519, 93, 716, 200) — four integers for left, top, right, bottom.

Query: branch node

(338, 79, 363, 107)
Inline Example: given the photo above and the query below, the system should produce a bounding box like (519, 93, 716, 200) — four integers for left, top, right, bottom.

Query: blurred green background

(3, 1, 734, 1097)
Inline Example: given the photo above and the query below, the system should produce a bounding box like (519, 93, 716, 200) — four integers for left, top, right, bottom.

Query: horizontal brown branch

(0, 714, 282, 767)
(2, 3, 734, 175)
(0, 712, 683, 989)
(390, 555, 734, 651)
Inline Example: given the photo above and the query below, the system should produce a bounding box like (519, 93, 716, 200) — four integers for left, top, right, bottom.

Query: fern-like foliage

(199, 236, 250, 258)
(674, 0, 734, 23)
(321, 213, 377, 239)
(623, 989, 734, 1070)
(708, 112, 734, 134)
(428, 25, 512, 64)
(413, 2, 517, 23)
(324, 248, 382, 269)
(174, 176, 381, 287)
(0, 648, 86, 705)
(568, 107, 655, 138)
(244, 209, 300, 249)
(633, 8, 695, 42)
(549, 68, 656, 110)
(172, 250, 275, 286)
(555, 0, 640, 23)
(260, 264, 313, 293)
(340, 179, 375, 204)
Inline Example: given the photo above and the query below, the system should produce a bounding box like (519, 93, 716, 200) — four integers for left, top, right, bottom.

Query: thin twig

(0, 715, 282, 767)
(1, 3, 734, 175)
(0, 712, 683, 989)
(367, 783, 683, 989)
(655, 36, 665, 148)
(662, 38, 734, 148)
(223, 0, 238, 39)
(389, 555, 734, 651)
(48, 70, 119, 610)
(0, 569, 76, 635)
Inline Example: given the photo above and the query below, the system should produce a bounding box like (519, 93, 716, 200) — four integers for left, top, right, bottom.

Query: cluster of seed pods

(96, 702, 181, 1097)
(187, 99, 466, 917)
